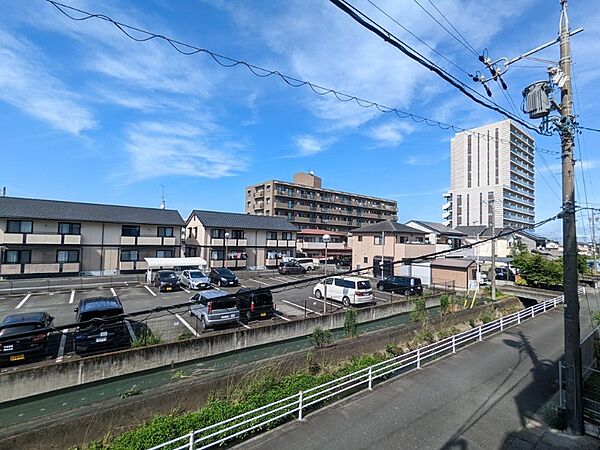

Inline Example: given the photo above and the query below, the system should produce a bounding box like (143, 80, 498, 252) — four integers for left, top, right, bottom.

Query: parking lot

(0, 272, 442, 370)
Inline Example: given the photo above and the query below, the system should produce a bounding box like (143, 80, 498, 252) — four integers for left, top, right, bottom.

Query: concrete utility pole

(491, 201, 496, 301)
(591, 210, 597, 274)
(559, 0, 584, 435)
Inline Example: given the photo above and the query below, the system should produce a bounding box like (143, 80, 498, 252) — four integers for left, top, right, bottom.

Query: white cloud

(293, 135, 334, 157)
(0, 28, 95, 134)
(406, 155, 449, 166)
(121, 120, 248, 183)
(369, 122, 415, 146)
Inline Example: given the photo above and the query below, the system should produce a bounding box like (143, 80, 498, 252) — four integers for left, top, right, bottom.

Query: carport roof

(190, 210, 298, 231)
(351, 220, 424, 234)
(0, 196, 185, 226)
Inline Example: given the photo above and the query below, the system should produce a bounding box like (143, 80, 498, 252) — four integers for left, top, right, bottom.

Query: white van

(295, 258, 320, 271)
(313, 276, 373, 307)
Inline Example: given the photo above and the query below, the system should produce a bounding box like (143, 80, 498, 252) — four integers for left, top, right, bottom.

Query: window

(7, 220, 32, 233)
(479, 192, 483, 225)
(156, 249, 173, 258)
(486, 130, 491, 186)
(467, 135, 472, 188)
(187, 227, 193, 238)
(57, 250, 79, 263)
(267, 231, 278, 240)
(396, 236, 407, 244)
(334, 279, 355, 288)
(363, 256, 368, 264)
(120, 250, 139, 261)
(211, 229, 226, 239)
(495, 128, 500, 184)
(122, 225, 140, 237)
(58, 222, 81, 235)
(231, 230, 245, 239)
(477, 134, 481, 187)
(158, 227, 174, 237)
(466, 194, 470, 225)
(456, 195, 462, 226)
(211, 250, 225, 260)
(357, 236, 363, 242)
(281, 232, 293, 240)
(187, 247, 197, 257)
(374, 236, 383, 245)
(3, 250, 31, 264)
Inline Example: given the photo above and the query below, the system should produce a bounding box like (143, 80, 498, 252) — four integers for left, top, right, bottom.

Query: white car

(313, 276, 373, 307)
(295, 258, 320, 271)
(179, 269, 211, 290)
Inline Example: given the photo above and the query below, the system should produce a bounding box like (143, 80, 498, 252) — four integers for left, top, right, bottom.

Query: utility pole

(559, 0, 584, 435)
(491, 200, 496, 301)
(591, 210, 597, 274)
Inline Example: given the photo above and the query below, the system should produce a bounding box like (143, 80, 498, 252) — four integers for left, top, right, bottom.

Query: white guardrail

(148, 295, 564, 450)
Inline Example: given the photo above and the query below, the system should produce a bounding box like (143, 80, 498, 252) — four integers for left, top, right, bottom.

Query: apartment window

(479, 192, 483, 225)
(157, 227, 174, 237)
(374, 236, 383, 245)
(7, 220, 32, 234)
(194, 227, 198, 238)
(58, 222, 81, 235)
(357, 236, 363, 242)
(363, 256, 368, 264)
(267, 231, 278, 240)
(3, 250, 31, 264)
(156, 249, 173, 258)
(247, 201, 251, 208)
(467, 135, 472, 188)
(281, 232, 293, 240)
(188, 227, 193, 238)
(122, 225, 140, 237)
(57, 250, 79, 263)
(231, 230, 245, 239)
(466, 194, 470, 225)
(456, 194, 463, 226)
(187, 247, 197, 257)
(210, 229, 226, 239)
(495, 128, 500, 184)
(120, 250, 139, 261)
(211, 250, 225, 260)
(396, 236, 408, 244)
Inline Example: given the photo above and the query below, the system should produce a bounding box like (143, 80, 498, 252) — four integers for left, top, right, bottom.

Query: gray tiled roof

(407, 220, 466, 237)
(0, 197, 185, 226)
(351, 220, 425, 234)
(430, 257, 476, 268)
(191, 210, 298, 231)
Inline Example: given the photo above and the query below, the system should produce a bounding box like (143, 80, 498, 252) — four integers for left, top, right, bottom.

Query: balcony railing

(120, 236, 176, 246)
(0, 233, 82, 245)
(0, 262, 80, 276)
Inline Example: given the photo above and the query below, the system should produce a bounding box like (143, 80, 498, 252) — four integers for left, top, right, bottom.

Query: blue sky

(1, 0, 599, 240)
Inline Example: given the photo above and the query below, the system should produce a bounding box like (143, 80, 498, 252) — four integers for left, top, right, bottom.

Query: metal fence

(147, 294, 564, 450)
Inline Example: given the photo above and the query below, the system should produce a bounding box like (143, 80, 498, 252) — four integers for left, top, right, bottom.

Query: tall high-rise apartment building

(245, 172, 398, 234)
(442, 120, 535, 229)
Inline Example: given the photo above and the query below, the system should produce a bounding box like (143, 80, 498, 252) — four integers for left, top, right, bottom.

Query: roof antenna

(160, 184, 166, 209)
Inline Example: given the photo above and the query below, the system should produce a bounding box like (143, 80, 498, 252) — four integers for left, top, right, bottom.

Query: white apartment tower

(442, 120, 535, 229)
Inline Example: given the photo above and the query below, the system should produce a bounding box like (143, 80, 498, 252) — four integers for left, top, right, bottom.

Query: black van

(235, 289, 275, 322)
(74, 297, 131, 354)
(376, 276, 423, 296)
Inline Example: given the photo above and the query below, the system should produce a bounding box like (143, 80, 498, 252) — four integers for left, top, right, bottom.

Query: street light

(322, 233, 331, 314)
(224, 231, 230, 268)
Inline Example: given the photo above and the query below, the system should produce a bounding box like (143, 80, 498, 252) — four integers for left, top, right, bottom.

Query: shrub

(385, 343, 400, 357)
(439, 294, 450, 316)
(410, 298, 427, 323)
(177, 330, 194, 341)
(480, 308, 495, 324)
(308, 327, 332, 349)
(132, 329, 161, 347)
(543, 403, 567, 430)
(592, 311, 600, 327)
(343, 308, 358, 338)
(415, 327, 434, 345)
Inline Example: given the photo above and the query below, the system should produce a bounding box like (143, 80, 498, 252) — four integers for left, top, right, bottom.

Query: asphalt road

(237, 306, 595, 450)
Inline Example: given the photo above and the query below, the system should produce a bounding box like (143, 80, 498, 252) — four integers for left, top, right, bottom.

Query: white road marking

(239, 322, 251, 329)
(240, 284, 247, 288)
(15, 293, 31, 309)
(374, 296, 389, 302)
(274, 312, 291, 322)
(182, 287, 191, 294)
(249, 279, 271, 286)
(125, 320, 136, 341)
(55, 328, 69, 363)
(143, 285, 157, 297)
(281, 299, 323, 316)
(69, 290, 76, 304)
(268, 277, 289, 283)
(309, 296, 344, 310)
(110, 287, 117, 297)
(175, 314, 200, 337)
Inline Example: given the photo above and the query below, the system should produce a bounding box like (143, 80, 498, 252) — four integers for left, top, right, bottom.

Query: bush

(132, 329, 161, 347)
(439, 294, 450, 316)
(480, 308, 495, 324)
(385, 343, 400, 357)
(177, 330, 194, 341)
(308, 327, 332, 349)
(543, 403, 567, 430)
(343, 308, 358, 338)
(410, 298, 427, 323)
(592, 311, 600, 327)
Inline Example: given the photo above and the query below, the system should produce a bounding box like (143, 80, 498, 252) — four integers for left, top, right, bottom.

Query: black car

(74, 297, 131, 355)
(495, 267, 515, 281)
(209, 267, 239, 287)
(376, 276, 423, 296)
(235, 289, 275, 322)
(153, 270, 180, 292)
(278, 261, 307, 275)
(0, 312, 53, 365)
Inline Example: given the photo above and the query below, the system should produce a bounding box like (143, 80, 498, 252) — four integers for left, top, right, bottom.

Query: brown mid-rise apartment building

(245, 172, 398, 235)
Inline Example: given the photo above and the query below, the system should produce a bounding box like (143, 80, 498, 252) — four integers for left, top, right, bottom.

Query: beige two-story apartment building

(184, 210, 298, 270)
(0, 197, 184, 278)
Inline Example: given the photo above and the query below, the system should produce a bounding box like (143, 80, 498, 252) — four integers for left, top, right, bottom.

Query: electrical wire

(424, 0, 480, 57)
(44, 1, 558, 155)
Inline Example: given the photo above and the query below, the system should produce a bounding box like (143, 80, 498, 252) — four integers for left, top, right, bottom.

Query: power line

(44, 0, 558, 155)
(328, 0, 541, 135)
(424, 0, 479, 57)
(579, 126, 600, 133)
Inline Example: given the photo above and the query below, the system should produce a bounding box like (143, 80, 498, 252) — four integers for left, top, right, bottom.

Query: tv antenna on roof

(160, 184, 166, 209)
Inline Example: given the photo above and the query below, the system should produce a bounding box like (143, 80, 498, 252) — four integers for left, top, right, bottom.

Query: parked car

(235, 288, 275, 322)
(153, 270, 180, 292)
(209, 267, 239, 287)
(73, 297, 130, 354)
(313, 276, 373, 307)
(495, 267, 515, 281)
(376, 276, 423, 296)
(179, 269, 210, 290)
(295, 258, 319, 271)
(0, 312, 54, 365)
(189, 290, 240, 331)
(278, 261, 307, 275)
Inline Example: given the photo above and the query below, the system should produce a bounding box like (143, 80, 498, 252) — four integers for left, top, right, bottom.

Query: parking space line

(175, 314, 200, 337)
(309, 296, 344, 310)
(239, 322, 251, 329)
(55, 328, 69, 363)
(110, 287, 117, 297)
(124, 320, 137, 341)
(182, 287, 191, 293)
(69, 290, 76, 304)
(240, 284, 247, 288)
(281, 299, 322, 316)
(249, 279, 271, 286)
(143, 285, 157, 297)
(15, 293, 31, 309)
(268, 277, 288, 283)
(274, 312, 291, 322)
(374, 296, 390, 302)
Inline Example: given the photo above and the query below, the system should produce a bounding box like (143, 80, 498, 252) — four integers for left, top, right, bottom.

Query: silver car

(179, 269, 211, 290)
(189, 290, 239, 331)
